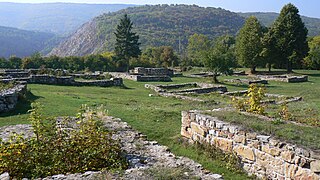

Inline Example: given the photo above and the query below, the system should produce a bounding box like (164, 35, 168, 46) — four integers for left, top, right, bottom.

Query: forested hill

(239, 12, 320, 36)
(0, 2, 135, 35)
(0, 26, 57, 58)
(49, 4, 245, 57)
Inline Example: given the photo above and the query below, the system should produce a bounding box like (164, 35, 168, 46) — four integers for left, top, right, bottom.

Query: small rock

(0, 172, 9, 180)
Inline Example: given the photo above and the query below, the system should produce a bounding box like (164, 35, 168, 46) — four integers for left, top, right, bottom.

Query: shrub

(0, 103, 127, 179)
(232, 84, 265, 115)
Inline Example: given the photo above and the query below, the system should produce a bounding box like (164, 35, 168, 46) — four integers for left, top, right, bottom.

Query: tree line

(1, 4, 320, 76)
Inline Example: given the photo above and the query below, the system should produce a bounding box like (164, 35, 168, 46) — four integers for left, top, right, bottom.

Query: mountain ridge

(0, 26, 58, 58)
(49, 4, 245, 57)
(0, 2, 136, 35)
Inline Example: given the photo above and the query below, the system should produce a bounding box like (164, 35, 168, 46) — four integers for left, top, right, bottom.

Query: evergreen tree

(114, 14, 141, 72)
(269, 3, 308, 72)
(235, 16, 264, 74)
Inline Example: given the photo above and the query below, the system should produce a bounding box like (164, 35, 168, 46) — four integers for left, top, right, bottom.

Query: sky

(0, 0, 319, 18)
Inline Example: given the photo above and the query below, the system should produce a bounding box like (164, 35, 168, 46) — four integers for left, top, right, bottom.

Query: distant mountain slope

(0, 2, 135, 35)
(49, 4, 245, 57)
(0, 26, 57, 58)
(239, 12, 320, 36)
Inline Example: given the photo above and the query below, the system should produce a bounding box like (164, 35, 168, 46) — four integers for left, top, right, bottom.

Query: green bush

(0, 103, 127, 179)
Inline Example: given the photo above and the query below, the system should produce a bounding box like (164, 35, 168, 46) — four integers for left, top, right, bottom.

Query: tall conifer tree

(114, 14, 141, 71)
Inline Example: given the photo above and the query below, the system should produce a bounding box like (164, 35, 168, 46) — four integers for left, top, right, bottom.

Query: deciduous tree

(235, 16, 264, 74)
(203, 35, 236, 83)
(269, 3, 308, 72)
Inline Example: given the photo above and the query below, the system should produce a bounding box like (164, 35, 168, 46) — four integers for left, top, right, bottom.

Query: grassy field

(1, 69, 320, 179)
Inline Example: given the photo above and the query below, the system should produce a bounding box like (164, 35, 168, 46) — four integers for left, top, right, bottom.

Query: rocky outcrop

(0, 83, 27, 113)
(48, 20, 105, 57)
(181, 110, 320, 179)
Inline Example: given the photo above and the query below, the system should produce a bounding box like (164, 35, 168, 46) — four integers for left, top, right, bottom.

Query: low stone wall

(29, 75, 75, 85)
(257, 75, 308, 83)
(0, 83, 27, 113)
(181, 110, 320, 179)
(132, 67, 174, 77)
(224, 79, 268, 85)
(2, 75, 123, 87)
(109, 72, 172, 82)
(145, 83, 227, 94)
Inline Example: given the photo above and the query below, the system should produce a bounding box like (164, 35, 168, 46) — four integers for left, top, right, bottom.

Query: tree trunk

(250, 66, 256, 74)
(213, 74, 219, 83)
(287, 60, 293, 73)
(268, 63, 271, 72)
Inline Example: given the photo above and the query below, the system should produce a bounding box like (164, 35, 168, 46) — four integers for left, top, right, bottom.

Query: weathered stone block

(262, 144, 281, 156)
(181, 127, 191, 138)
(190, 122, 207, 136)
(247, 140, 261, 149)
(311, 160, 320, 173)
(228, 125, 238, 134)
(214, 137, 233, 152)
(257, 135, 270, 143)
(234, 145, 255, 161)
(295, 147, 311, 158)
(234, 134, 246, 144)
(246, 132, 257, 140)
(281, 151, 295, 162)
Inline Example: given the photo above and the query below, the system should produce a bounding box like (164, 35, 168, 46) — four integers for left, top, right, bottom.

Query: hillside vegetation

(49, 4, 245, 56)
(0, 26, 57, 58)
(239, 12, 320, 36)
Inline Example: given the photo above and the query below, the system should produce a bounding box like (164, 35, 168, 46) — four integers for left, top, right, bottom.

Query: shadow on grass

(0, 91, 42, 117)
(220, 82, 249, 89)
(294, 72, 320, 77)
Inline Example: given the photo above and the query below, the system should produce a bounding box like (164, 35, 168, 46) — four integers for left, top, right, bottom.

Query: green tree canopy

(114, 14, 141, 72)
(187, 33, 210, 66)
(269, 3, 308, 72)
(303, 36, 320, 69)
(203, 35, 236, 83)
(235, 16, 264, 74)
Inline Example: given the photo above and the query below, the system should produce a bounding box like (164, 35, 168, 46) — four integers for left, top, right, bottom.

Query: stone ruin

(0, 115, 223, 180)
(0, 82, 27, 113)
(110, 67, 174, 82)
(181, 110, 320, 179)
(224, 78, 268, 85)
(257, 75, 308, 83)
(145, 82, 227, 102)
(131, 67, 174, 76)
(0, 69, 123, 87)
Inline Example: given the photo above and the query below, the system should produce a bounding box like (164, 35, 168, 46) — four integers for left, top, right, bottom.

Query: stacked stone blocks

(181, 111, 320, 179)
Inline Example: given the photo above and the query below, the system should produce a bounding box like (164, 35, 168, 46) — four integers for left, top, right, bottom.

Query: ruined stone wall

(133, 67, 174, 76)
(181, 111, 320, 179)
(0, 84, 27, 113)
(2, 75, 123, 87)
(257, 75, 308, 83)
(109, 72, 172, 82)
